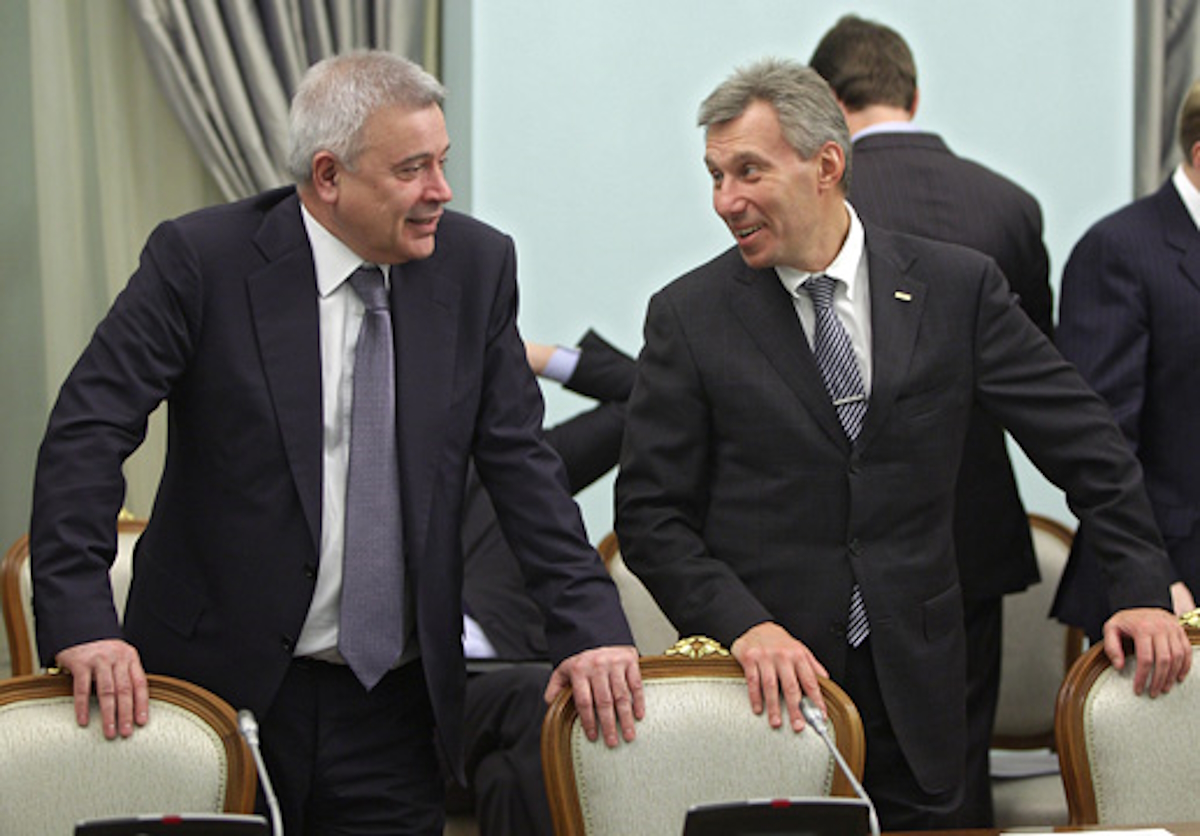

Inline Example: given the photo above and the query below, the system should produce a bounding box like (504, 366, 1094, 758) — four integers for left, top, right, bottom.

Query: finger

(742, 661, 764, 716)
(92, 664, 119, 740)
(1131, 630, 1156, 697)
(759, 662, 783, 729)
(1151, 629, 1172, 697)
(796, 660, 827, 717)
(570, 672, 599, 743)
(777, 664, 805, 732)
(1177, 631, 1193, 682)
(611, 660, 643, 742)
(71, 666, 94, 729)
(543, 669, 566, 706)
(589, 671, 620, 748)
(114, 662, 135, 737)
(132, 664, 150, 727)
(1101, 623, 1128, 674)
(626, 661, 646, 722)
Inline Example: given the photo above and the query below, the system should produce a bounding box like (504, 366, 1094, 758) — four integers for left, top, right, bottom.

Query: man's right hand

(731, 622, 829, 733)
(54, 639, 149, 739)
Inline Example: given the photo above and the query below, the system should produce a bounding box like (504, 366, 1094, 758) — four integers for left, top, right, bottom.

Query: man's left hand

(545, 645, 644, 747)
(1102, 607, 1192, 696)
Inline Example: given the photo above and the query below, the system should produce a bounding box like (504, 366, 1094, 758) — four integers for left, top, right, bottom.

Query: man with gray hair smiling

(31, 50, 642, 834)
(616, 57, 1190, 830)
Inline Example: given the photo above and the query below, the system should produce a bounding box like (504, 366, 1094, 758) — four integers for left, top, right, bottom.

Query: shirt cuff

(542, 345, 581, 384)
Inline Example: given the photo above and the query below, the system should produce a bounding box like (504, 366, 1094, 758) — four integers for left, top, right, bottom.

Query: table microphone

(237, 709, 283, 836)
(800, 697, 880, 836)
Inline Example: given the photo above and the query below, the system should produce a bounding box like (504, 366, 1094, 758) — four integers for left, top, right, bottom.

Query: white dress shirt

(775, 202, 873, 393)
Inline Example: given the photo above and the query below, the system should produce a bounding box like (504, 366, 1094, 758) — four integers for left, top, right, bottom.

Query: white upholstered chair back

(596, 533, 678, 655)
(2, 516, 145, 676)
(990, 515, 1086, 828)
(1055, 629, 1200, 825)
(0, 673, 258, 835)
(994, 515, 1084, 745)
(541, 653, 865, 836)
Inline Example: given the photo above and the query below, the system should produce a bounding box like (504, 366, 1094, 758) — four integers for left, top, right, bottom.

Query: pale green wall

(447, 0, 1136, 539)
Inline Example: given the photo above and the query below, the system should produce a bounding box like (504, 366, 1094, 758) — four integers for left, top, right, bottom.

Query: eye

(741, 163, 761, 179)
(709, 168, 724, 186)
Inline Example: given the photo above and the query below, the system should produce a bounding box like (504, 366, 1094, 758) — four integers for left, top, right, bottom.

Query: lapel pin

(894, 291, 912, 302)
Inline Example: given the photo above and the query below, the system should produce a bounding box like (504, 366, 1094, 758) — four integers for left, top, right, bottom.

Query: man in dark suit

(615, 58, 1190, 832)
(809, 15, 1053, 826)
(1052, 80, 1200, 640)
(459, 329, 634, 836)
(30, 51, 642, 835)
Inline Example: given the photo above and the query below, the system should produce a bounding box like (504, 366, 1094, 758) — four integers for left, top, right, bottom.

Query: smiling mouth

(734, 224, 763, 239)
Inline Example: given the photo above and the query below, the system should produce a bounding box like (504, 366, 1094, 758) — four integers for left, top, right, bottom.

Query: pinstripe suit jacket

(848, 130, 1051, 600)
(1053, 179, 1200, 637)
(616, 222, 1172, 795)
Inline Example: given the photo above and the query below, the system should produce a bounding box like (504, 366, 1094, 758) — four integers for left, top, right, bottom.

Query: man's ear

(310, 151, 340, 203)
(909, 87, 920, 120)
(816, 140, 847, 191)
(1190, 139, 1200, 171)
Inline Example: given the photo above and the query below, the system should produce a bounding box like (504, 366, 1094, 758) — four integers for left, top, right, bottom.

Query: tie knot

(803, 274, 836, 310)
(350, 266, 388, 311)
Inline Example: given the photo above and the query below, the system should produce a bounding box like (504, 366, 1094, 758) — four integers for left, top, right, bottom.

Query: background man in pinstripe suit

(1052, 81, 1200, 640)
(810, 16, 1054, 827)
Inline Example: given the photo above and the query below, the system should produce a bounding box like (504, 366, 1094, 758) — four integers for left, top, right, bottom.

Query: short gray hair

(287, 50, 446, 183)
(698, 58, 852, 189)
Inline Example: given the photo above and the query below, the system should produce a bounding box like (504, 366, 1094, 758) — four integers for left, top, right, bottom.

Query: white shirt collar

(1171, 163, 1200, 232)
(852, 120, 920, 142)
(300, 203, 389, 296)
(777, 202, 867, 299)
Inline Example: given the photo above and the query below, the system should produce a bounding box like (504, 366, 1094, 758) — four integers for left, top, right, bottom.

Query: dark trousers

(462, 665, 554, 836)
(842, 638, 963, 831)
(258, 658, 445, 836)
(958, 595, 1002, 828)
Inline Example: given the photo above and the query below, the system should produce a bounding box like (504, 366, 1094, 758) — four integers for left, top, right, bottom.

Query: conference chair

(989, 514, 1085, 827)
(2, 514, 146, 676)
(1055, 625, 1200, 825)
(541, 644, 866, 836)
(0, 672, 258, 835)
(596, 532, 678, 655)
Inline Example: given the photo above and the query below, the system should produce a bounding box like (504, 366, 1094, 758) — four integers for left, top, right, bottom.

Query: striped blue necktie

(804, 274, 870, 647)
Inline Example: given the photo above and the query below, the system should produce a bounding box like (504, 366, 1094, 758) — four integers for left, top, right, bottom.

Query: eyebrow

(394, 143, 452, 168)
(705, 150, 768, 171)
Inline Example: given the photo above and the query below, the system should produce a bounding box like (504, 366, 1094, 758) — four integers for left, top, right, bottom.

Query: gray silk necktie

(803, 274, 870, 647)
(340, 265, 406, 689)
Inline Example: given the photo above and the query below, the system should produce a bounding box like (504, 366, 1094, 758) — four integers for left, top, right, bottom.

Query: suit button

(303, 562, 317, 580)
(281, 636, 295, 653)
(849, 539, 862, 555)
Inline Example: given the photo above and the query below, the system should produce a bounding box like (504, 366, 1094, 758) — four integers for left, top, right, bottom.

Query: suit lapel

(729, 262, 849, 449)
(857, 226, 928, 451)
(247, 193, 323, 554)
(1156, 181, 1200, 296)
(392, 254, 460, 566)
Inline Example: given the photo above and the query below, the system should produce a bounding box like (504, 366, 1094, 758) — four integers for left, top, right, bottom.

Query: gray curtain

(1135, 0, 1200, 196)
(127, 0, 441, 201)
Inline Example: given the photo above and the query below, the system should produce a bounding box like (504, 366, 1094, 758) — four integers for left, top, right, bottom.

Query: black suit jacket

(461, 330, 635, 660)
(1053, 179, 1200, 636)
(29, 188, 632, 778)
(849, 130, 1052, 599)
(616, 222, 1171, 794)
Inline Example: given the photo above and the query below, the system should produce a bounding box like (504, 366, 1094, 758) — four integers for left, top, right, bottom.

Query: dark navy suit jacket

(849, 130, 1052, 600)
(30, 188, 631, 778)
(1053, 179, 1200, 636)
(617, 222, 1171, 796)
